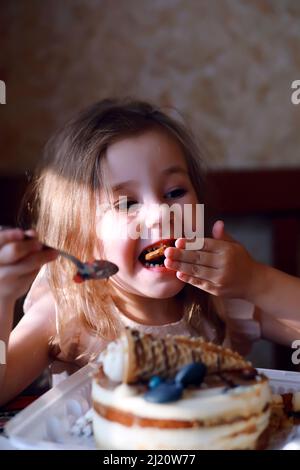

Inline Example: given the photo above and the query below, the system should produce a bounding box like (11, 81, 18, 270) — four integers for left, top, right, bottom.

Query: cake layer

(92, 372, 271, 449)
(92, 374, 271, 424)
(93, 409, 270, 450)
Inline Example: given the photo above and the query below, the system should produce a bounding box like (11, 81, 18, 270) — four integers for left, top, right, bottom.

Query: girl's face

(96, 128, 199, 300)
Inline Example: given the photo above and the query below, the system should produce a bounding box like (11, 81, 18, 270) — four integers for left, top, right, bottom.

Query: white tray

(4, 366, 300, 450)
(5, 364, 95, 450)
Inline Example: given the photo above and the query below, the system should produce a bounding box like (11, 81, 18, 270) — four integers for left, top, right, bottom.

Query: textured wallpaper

(1, 0, 300, 173)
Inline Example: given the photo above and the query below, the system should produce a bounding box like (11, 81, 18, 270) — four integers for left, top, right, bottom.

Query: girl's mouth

(138, 239, 176, 268)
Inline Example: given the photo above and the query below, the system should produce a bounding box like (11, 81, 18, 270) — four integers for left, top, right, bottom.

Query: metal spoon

(46, 247, 119, 282)
(0, 226, 119, 281)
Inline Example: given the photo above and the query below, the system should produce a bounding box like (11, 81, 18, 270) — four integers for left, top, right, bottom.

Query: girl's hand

(164, 220, 259, 301)
(0, 228, 58, 302)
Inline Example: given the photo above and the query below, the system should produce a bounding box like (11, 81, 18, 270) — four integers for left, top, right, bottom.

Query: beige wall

(1, 0, 300, 173)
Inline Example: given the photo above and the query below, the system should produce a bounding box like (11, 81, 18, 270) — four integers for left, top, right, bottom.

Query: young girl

(0, 99, 299, 406)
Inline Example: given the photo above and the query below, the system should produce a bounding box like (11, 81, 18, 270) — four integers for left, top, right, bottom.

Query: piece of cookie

(145, 245, 167, 261)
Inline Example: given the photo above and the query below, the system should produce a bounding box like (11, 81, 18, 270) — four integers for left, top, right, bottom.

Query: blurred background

(0, 0, 300, 371)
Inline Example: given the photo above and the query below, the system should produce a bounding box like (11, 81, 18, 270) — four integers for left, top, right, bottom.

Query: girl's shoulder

(22, 267, 57, 360)
(23, 265, 53, 314)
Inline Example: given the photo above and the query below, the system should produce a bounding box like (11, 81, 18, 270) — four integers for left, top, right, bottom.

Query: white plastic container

(258, 368, 300, 394)
(4, 366, 300, 450)
(5, 364, 95, 450)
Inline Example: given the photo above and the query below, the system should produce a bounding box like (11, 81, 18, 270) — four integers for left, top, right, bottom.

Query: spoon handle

(51, 248, 85, 270)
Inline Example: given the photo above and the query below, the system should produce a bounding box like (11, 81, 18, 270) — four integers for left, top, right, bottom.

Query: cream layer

(92, 378, 271, 423)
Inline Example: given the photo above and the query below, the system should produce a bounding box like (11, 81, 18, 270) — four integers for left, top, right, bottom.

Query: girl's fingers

(0, 228, 25, 248)
(164, 258, 219, 283)
(24, 229, 38, 238)
(0, 248, 57, 278)
(164, 246, 220, 269)
(174, 238, 187, 249)
(15, 249, 58, 274)
(175, 272, 219, 296)
(0, 238, 43, 264)
(175, 237, 228, 253)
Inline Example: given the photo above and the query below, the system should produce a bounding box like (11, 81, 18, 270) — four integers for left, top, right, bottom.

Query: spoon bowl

(39, 243, 119, 282)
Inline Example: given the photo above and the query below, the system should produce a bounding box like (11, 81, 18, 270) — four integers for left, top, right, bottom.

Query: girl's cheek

(96, 212, 115, 242)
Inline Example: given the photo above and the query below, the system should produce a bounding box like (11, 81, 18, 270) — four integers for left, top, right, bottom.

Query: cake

(92, 328, 272, 450)
(270, 391, 300, 432)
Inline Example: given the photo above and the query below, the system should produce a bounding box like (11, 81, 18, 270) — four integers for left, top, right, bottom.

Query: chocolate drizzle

(220, 373, 238, 392)
(174, 342, 180, 367)
(133, 330, 144, 368)
(162, 339, 169, 372)
(150, 341, 156, 374)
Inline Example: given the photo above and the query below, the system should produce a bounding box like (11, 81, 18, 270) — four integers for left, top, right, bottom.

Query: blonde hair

(29, 98, 224, 354)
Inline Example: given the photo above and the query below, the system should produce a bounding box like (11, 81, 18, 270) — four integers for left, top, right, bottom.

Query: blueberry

(148, 376, 163, 389)
(175, 362, 207, 387)
(144, 383, 183, 403)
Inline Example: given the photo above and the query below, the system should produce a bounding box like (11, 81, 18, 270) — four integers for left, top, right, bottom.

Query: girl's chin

(140, 280, 185, 299)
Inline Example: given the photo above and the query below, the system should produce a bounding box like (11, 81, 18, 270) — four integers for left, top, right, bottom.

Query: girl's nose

(143, 202, 177, 240)
(144, 202, 161, 229)
(142, 200, 170, 228)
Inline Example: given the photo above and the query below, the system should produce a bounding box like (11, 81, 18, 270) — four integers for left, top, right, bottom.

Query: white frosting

(98, 339, 124, 382)
(92, 379, 271, 423)
(113, 383, 140, 398)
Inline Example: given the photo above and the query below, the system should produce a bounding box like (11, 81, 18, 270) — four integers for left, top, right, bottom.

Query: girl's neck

(110, 287, 184, 326)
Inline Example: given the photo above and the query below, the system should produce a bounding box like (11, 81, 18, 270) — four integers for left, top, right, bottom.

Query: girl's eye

(165, 188, 187, 199)
(113, 199, 138, 211)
